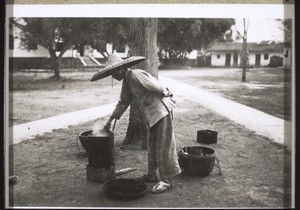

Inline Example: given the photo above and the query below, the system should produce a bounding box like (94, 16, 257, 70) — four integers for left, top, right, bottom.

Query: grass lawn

(8, 67, 292, 126)
(160, 67, 292, 121)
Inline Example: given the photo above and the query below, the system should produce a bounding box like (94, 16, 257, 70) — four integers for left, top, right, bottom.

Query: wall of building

(211, 52, 241, 67)
(113, 45, 130, 58)
(248, 52, 283, 67)
(10, 38, 74, 58)
(211, 52, 226, 66)
(235, 53, 241, 67)
(248, 54, 256, 66)
(212, 51, 285, 67)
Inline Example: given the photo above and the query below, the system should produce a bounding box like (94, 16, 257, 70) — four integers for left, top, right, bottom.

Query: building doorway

(233, 53, 238, 67)
(225, 53, 231, 67)
(255, 54, 261, 67)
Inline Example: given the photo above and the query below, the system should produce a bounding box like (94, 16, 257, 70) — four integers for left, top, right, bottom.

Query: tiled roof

(257, 40, 275, 45)
(207, 42, 243, 51)
(250, 42, 283, 52)
(207, 41, 283, 52)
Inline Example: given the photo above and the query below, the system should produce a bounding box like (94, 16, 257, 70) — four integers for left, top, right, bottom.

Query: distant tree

(10, 18, 94, 79)
(157, 18, 235, 61)
(10, 18, 127, 80)
(233, 18, 249, 82)
(88, 18, 128, 57)
(276, 18, 292, 43)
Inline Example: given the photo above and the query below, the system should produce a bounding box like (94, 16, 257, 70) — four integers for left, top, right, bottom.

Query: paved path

(9, 102, 117, 146)
(160, 77, 291, 148)
(10, 76, 291, 148)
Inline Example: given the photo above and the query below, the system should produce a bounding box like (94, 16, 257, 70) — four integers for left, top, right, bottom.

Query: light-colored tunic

(111, 69, 176, 128)
(110, 69, 181, 179)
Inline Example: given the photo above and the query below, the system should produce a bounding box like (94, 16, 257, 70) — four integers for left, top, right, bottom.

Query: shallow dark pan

(103, 178, 148, 200)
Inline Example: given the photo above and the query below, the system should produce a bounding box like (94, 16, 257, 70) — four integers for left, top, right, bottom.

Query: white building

(207, 41, 287, 68)
(9, 29, 129, 70)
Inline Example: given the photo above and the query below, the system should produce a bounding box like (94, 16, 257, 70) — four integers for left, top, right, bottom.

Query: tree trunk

(242, 18, 247, 82)
(242, 37, 247, 82)
(49, 49, 61, 79)
(49, 40, 74, 80)
(123, 18, 159, 149)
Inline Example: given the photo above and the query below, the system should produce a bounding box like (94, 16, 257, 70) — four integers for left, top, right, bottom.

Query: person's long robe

(110, 69, 181, 179)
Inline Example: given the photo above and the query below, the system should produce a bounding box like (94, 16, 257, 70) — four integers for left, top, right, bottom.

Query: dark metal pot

(79, 129, 115, 183)
(197, 130, 218, 144)
(79, 129, 114, 168)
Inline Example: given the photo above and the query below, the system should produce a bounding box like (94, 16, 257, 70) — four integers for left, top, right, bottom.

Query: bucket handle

(75, 134, 86, 158)
(214, 156, 222, 176)
(76, 135, 82, 153)
(111, 119, 117, 132)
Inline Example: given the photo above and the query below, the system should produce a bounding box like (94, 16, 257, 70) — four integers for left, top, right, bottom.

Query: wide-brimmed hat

(90, 54, 145, 82)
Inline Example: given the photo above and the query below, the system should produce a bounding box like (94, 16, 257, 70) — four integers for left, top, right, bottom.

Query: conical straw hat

(90, 54, 145, 82)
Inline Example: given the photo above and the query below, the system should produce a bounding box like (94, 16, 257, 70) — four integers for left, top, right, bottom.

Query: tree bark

(49, 40, 74, 80)
(49, 49, 61, 79)
(242, 37, 247, 82)
(123, 18, 159, 149)
(242, 18, 247, 82)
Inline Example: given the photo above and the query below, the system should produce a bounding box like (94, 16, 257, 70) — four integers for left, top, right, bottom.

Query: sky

(7, 4, 290, 44)
(232, 18, 284, 43)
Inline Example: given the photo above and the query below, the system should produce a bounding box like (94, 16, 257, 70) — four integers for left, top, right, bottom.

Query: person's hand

(104, 119, 112, 131)
(164, 87, 173, 98)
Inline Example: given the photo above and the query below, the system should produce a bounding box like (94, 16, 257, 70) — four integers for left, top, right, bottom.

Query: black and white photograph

(4, 2, 295, 208)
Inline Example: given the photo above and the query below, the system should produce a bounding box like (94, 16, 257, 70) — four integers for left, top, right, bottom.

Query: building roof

(207, 42, 243, 51)
(250, 42, 283, 52)
(207, 41, 283, 53)
(257, 40, 275, 45)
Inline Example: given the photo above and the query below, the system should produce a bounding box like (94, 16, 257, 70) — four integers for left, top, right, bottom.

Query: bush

(196, 56, 211, 67)
(268, 55, 283, 67)
(159, 58, 189, 69)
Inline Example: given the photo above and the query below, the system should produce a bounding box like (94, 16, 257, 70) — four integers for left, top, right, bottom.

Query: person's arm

(132, 70, 172, 97)
(104, 81, 133, 131)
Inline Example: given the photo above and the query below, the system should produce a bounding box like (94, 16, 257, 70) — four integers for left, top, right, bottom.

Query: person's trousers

(147, 113, 182, 180)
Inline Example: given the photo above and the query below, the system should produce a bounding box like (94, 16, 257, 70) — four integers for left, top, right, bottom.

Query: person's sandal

(150, 181, 172, 194)
(135, 174, 157, 183)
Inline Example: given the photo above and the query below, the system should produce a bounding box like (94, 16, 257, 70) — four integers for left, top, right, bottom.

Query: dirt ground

(9, 69, 292, 208)
(8, 92, 292, 208)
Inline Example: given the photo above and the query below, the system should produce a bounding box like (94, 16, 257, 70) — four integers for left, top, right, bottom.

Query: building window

(217, 54, 220, 59)
(264, 54, 269, 60)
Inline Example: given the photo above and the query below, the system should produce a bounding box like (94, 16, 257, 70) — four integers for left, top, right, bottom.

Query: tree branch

(57, 40, 74, 59)
(234, 24, 243, 38)
(9, 19, 25, 30)
(10, 19, 50, 49)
